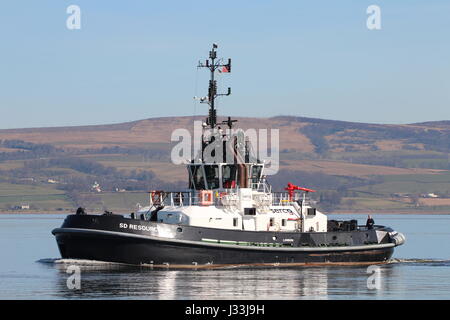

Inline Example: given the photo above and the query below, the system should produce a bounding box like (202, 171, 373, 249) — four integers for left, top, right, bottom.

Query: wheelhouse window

(222, 165, 237, 189)
(189, 165, 219, 190)
(204, 165, 220, 189)
(251, 165, 263, 185)
(188, 165, 206, 190)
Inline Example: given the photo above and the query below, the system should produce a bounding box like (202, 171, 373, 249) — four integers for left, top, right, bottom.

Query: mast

(197, 44, 233, 129)
(190, 44, 262, 190)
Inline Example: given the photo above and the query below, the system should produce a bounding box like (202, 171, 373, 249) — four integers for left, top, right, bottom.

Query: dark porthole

(177, 227, 183, 233)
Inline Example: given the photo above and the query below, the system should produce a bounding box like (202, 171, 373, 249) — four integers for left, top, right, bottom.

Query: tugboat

(52, 44, 405, 268)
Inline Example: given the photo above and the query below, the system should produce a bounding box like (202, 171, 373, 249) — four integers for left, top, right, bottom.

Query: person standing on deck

(366, 215, 375, 230)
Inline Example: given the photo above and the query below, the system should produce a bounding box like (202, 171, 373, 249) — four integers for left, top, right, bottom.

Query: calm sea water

(1, 213, 450, 300)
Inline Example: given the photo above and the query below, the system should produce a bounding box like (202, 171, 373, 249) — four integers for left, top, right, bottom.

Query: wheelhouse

(188, 163, 264, 190)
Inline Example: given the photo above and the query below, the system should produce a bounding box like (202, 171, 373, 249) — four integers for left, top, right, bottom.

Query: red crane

(284, 182, 316, 201)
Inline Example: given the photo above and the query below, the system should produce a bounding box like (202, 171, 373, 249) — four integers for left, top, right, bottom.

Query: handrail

(250, 181, 272, 193)
(149, 191, 221, 207)
(148, 190, 313, 207)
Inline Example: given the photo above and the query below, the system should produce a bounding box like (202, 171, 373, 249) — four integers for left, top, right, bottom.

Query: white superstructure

(138, 164, 327, 233)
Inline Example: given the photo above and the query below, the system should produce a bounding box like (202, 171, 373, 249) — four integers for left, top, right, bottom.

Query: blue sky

(0, 1, 449, 129)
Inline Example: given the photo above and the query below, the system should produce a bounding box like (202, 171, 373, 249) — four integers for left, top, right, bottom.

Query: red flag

(219, 66, 229, 73)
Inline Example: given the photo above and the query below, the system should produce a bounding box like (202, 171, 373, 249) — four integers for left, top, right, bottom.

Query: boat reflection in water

(49, 260, 396, 299)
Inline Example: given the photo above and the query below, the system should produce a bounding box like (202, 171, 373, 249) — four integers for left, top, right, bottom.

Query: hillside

(1, 115, 450, 213)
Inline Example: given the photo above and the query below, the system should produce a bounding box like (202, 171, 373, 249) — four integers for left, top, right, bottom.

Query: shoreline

(1, 209, 449, 215)
(330, 209, 450, 215)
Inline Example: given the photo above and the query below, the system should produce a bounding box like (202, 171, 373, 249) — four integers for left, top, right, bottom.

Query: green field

(0, 181, 150, 212)
(340, 197, 413, 210)
(353, 173, 450, 196)
(0, 182, 72, 211)
(95, 192, 150, 212)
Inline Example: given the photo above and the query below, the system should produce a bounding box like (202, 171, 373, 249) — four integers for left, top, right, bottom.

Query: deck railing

(271, 192, 303, 206)
(150, 191, 227, 207)
(148, 190, 312, 208)
(250, 180, 272, 193)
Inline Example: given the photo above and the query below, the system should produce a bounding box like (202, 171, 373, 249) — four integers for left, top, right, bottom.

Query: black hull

(54, 231, 394, 267)
(52, 214, 398, 268)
